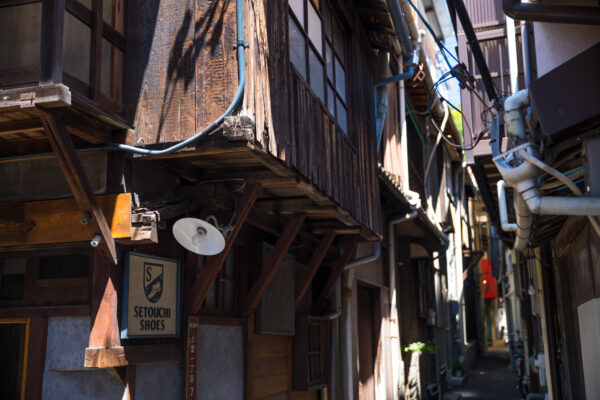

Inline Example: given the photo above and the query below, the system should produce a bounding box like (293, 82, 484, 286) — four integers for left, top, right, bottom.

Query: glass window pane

(225, 252, 235, 278)
(323, 4, 332, 39)
(336, 98, 347, 134)
(307, 1, 322, 55)
(64, 11, 91, 84)
(327, 84, 335, 116)
(0, 3, 41, 71)
(309, 48, 324, 102)
(334, 56, 345, 101)
(325, 44, 333, 81)
(0, 258, 26, 302)
(289, 0, 304, 27)
(289, 15, 307, 79)
(334, 21, 344, 59)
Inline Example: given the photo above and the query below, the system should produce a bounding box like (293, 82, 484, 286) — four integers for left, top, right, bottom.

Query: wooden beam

(88, 250, 121, 349)
(0, 118, 44, 136)
(37, 108, 117, 264)
(190, 183, 263, 314)
(40, 0, 65, 84)
(0, 193, 131, 248)
(244, 213, 306, 317)
(314, 240, 359, 313)
(24, 317, 48, 399)
(295, 231, 336, 308)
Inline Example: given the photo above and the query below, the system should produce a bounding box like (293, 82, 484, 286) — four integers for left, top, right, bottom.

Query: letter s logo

(146, 266, 152, 282)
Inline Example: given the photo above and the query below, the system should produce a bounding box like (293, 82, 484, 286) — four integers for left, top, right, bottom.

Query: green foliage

(403, 341, 438, 355)
(450, 108, 463, 141)
(452, 361, 465, 372)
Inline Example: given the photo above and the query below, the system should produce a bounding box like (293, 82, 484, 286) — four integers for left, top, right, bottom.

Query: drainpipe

(340, 243, 382, 400)
(388, 210, 418, 399)
(495, 89, 600, 248)
(503, 0, 600, 26)
(375, 0, 418, 150)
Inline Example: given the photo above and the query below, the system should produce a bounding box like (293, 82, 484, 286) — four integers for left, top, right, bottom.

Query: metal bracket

(233, 41, 249, 49)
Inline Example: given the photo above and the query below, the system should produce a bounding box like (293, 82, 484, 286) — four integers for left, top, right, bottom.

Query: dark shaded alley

(449, 345, 522, 400)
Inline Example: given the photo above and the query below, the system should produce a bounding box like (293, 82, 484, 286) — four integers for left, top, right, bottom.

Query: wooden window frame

(293, 314, 330, 391)
(0, 0, 125, 115)
(288, 0, 349, 134)
(0, 249, 93, 308)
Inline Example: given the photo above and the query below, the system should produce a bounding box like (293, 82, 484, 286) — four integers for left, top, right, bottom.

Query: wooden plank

(0, 305, 89, 318)
(0, 118, 44, 136)
(24, 316, 48, 400)
(37, 108, 117, 264)
(84, 346, 127, 368)
(40, 0, 65, 84)
(190, 183, 263, 314)
(89, 251, 121, 349)
(123, 343, 183, 364)
(295, 231, 336, 307)
(90, 0, 103, 101)
(314, 240, 359, 313)
(0, 193, 131, 248)
(244, 214, 306, 317)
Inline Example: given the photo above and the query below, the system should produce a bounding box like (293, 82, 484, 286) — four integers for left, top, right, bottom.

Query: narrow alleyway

(448, 344, 522, 400)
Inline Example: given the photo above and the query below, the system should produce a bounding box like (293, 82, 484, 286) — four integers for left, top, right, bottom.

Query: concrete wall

(136, 361, 182, 399)
(42, 316, 127, 400)
(533, 1, 600, 77)
(196, 324, 244, 400)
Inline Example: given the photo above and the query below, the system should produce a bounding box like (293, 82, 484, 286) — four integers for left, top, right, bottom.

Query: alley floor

(447, 344, 523, 400)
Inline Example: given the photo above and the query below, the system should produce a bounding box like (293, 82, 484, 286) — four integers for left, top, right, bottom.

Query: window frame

(288, 0, 349, 135)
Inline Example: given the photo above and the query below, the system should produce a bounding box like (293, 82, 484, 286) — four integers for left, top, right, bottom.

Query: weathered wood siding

(125, 0, 382, 236)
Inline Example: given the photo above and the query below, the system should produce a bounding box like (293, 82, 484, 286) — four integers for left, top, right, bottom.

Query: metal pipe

(375, 65, 416, 88)
(497, 180, 518, 232)
(386, 0, 415, 61)
(506, 16, 519, 93)
(520, 21, 532, 88)
(344, 243, 381, 271)
(503, 0, 600, 25)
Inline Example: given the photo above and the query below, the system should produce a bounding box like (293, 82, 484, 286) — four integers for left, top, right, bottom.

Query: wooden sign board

(121, 252, 180, 338)
(186, 316, 199, 400)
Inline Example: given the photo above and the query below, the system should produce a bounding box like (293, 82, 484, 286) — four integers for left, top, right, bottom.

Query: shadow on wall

(125, 0, 231, 142)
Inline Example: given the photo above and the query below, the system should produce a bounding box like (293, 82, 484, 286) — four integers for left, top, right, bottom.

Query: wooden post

(84, 250, 126, 368)
(90, 0, 103, 101)
(295, 231, 336, 307)
(40, 0, 65, 85)
(314, 240, 359, 313)
(25, 317, 48, 399)
(244, 214, 306, 317)
(189, 184, 262, 314)
(37, 108, 118, 265)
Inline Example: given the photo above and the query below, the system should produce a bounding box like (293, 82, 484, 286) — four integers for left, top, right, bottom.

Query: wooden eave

(0, 84, 129, 156)
(138, 137, 382, 242)
(356, 0, 402, 54)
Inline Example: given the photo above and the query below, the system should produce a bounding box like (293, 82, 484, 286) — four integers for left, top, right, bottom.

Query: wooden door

(357, 286, 376, 400)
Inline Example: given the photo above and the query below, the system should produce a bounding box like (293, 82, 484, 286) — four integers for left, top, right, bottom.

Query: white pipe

(497, 180, 518, 232)
(514, 192, 533, 251)
(506, 16, 519, 94)
(540, 197, 600, 216)
(504, 89, 530, 142)
(388, 210, 418, 399)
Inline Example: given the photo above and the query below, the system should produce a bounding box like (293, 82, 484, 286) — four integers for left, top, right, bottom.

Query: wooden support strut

(314, 240, 359, 314)
(36, 108, 118, 264)
(244, 213, 307, 317)
(295, 230, 336, 308)
(190, 183, 263, 314)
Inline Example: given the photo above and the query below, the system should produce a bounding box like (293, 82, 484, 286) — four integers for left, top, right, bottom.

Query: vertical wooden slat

(90, 0, 103, 101)
(40, 0, 65, 84)
(25, 317, 48, 400)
